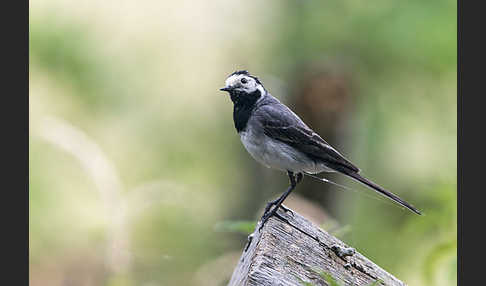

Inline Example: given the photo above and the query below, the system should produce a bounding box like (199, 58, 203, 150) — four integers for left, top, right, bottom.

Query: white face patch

(225, 74, 244, 87)
(224, 74, 265, 96)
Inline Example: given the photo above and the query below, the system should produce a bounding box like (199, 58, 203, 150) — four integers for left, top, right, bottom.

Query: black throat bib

(230, 89, 262, 133)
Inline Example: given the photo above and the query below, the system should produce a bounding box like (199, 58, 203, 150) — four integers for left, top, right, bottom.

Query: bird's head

(219, 70, 266, 102)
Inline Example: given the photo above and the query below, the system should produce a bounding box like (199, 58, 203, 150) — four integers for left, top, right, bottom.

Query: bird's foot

(263, 199, 293, 217)
(259, 204, 294, 231)
(280, 204, 293, 214)
(263, 198, 279, 217)
(258, 206, 276, 231)
(259, 204, 292, 231)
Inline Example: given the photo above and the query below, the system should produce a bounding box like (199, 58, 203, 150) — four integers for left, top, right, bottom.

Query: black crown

(228, 70, 263, 86)
(230, 70, 250, 76)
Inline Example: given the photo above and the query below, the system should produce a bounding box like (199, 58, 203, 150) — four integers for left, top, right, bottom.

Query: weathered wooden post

(228, 207, 406, 286)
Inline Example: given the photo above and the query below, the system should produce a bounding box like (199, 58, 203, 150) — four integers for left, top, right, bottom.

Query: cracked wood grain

(228, 206, 406, 286)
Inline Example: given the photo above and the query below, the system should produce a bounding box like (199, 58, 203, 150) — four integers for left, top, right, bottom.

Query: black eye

(241, 78, 248, 84)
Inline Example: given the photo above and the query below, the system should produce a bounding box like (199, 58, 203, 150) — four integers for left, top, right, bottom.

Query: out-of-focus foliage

(29, 0, 456, 285)
(214, 220, 256, 235)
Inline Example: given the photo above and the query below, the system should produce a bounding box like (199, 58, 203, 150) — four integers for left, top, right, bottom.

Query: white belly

(239, 130, 332, 174)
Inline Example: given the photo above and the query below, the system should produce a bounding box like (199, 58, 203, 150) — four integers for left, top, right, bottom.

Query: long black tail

(338, 169, 422, 215)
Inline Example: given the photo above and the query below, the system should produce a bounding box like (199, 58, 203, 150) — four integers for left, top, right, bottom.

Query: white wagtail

(220, 70, 421, 229)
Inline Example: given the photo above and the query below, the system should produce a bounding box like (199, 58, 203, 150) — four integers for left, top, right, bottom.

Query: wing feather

(256, 102, 360, 173)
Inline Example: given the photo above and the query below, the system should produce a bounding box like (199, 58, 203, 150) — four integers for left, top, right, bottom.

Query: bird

(219, 70, 421, 230)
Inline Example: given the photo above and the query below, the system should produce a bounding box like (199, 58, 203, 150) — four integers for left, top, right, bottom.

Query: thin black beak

(219, 87, 231, 92)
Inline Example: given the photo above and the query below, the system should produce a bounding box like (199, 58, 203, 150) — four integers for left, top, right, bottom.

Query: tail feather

(342, 170, 422, 215)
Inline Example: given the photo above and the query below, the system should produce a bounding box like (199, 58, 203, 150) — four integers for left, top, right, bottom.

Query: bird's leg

(259, 171, 300, 231)
(262, 171, 299, 215)
(262, 172, 303, 215)
(262, 197, 282, 215)
(296, 172, 303, 183)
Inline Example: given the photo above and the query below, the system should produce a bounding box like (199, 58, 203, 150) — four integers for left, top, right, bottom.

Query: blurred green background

(29, 0, 456, 285)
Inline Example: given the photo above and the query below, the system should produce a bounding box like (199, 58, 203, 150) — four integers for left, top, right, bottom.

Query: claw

(259, 206, 277, 231)
(280, 205, 293, 215)
(263, 198, 279, 217)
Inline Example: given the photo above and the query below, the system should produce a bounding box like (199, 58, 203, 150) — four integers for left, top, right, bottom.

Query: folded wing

(256, 103, 360, 173)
